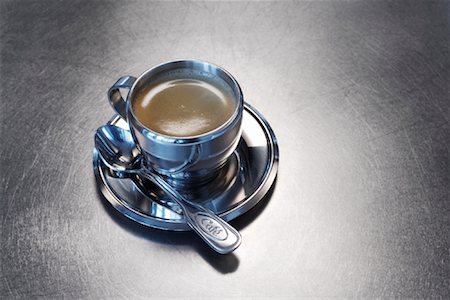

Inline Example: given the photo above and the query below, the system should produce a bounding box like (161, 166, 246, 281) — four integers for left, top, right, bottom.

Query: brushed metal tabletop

(1, 1, 449, 298)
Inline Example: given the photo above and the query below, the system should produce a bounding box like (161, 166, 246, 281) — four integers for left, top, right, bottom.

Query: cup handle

(108, 76, 137, 119)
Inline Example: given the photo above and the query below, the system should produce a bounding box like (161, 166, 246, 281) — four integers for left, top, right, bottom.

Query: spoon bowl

(95, 125, 141, 171)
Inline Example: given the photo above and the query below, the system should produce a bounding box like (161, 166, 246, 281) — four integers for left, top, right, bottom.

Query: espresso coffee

(133, 75, 235, 137)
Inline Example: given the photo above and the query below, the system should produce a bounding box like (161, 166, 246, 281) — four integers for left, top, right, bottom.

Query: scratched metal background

(1, 1, 449, 298)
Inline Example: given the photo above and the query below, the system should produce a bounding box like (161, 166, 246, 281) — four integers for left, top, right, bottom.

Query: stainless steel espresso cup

(108, 60, 244, 185)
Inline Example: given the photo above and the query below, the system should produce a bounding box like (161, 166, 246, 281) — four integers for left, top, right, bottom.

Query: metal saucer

(93, 103, 279, 231)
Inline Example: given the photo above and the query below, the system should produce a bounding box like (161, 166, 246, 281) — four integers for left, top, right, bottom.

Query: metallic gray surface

(1, 0, 449, 298)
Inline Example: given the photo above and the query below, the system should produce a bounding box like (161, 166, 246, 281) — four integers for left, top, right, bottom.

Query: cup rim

(127, 59, 244, 144)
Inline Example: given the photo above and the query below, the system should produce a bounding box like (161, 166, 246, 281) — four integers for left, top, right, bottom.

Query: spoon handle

(142, 170, 242, 254)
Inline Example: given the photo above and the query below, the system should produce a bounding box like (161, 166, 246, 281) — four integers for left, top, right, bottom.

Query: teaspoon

(94, 125, 242, 254)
